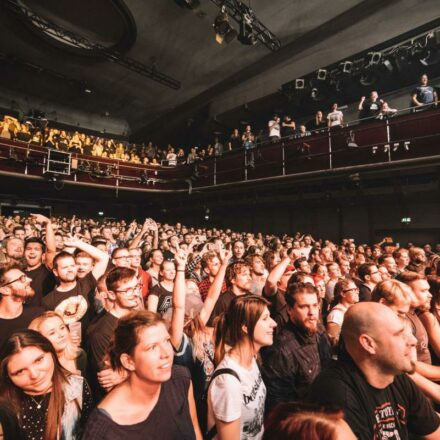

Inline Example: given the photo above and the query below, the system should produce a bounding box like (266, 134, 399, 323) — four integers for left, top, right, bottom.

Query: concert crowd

(0, 212, 439, 439)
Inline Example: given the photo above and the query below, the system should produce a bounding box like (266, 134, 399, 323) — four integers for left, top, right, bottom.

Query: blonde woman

(29, 311, 87, 376)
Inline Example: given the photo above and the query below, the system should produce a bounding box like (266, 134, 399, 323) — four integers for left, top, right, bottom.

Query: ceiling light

(238, 16, 256, 46)
(213, 8, 237, 44)
(317, 69, 327, 80)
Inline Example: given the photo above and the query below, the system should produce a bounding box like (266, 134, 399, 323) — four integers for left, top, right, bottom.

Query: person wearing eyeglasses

(357, 263, 382, 302)
(326, 279, 359, 348)
(0, 266, 43, 353)
(87, 267, 143, 398)
(110, 247, 132, 269)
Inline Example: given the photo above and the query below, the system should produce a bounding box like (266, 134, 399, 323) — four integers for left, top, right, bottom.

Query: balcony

(0, 107, 439, 193)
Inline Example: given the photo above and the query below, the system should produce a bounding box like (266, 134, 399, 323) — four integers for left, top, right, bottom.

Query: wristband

(177, 269, 185, 272)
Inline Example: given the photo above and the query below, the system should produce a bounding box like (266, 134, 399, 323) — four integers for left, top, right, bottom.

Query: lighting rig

(210, 0, 281, 51)
(4, 0, 180, 90)
(285, 25, 440, 102)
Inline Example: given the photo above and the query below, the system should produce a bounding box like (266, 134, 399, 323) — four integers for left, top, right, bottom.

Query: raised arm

(200, 248, 232, 325)
(264, 256, 291, 297)
(63, 236, 109, 279)
(31, 213, 56, 269)
(128, 219, 148, 250)
(170, 250, 187, 349)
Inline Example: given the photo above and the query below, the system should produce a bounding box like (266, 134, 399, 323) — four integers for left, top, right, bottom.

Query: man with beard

(24, 214, 56, 307)
(43, 237, 109, 341)
(307, 302, 440, 440)
(207, 260, 252, 326)
(88, 267, 141, 396)
(4, 237, 24, 266)
(0, 265, 43, 352)
(261, 282, 331, 412)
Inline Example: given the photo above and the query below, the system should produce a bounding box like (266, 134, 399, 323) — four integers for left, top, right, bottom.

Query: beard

(13, 285, 35, 301)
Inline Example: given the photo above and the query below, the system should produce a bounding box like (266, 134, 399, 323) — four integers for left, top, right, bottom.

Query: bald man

(307, 302, 440, 440)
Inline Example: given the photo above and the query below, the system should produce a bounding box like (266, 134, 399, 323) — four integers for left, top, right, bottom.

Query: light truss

(5, 0, 181, 90)
(209, 0, 281, 51)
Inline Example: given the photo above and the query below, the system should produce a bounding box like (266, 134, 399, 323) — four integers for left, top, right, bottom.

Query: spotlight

(367, 52, 382, 65)
(340, 61, 353, 74)
(213, 8, 237, 44)
(419, 49, 440, 66)
(295, 79, 305, 90)
(317, 69, 327, 81)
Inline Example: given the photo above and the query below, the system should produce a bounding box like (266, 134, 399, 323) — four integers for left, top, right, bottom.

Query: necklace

(28, 394, 47, 409)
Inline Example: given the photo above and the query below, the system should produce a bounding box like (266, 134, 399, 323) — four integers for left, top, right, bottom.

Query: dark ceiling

(0, 0, 439, 144)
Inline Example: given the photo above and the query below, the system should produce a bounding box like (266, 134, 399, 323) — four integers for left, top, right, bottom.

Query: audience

(0, 212, 439, 439)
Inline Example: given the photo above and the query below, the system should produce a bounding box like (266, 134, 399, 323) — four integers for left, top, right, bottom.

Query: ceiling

(0, 0, 439, 143)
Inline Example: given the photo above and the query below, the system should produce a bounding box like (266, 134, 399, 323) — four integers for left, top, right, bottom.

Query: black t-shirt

(25, 264, 56, 308)
(360, 99, 381, 119)
(207, 290, 236, 327)
(42, 272, 97, 338)
(229, 134, 242, 150)
(306, 356, 440, 440)
(149, 283, 173, 317)
(82, 365, 195, 440)
(0, 307, 44, 355)
(87, 311, 119, 371)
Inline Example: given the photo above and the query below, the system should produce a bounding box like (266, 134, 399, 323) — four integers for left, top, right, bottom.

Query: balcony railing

(0, 106, 439, 193)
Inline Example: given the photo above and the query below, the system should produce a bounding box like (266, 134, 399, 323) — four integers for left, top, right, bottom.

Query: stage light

(340, 61, 353, 74)
(213, 8, 237, 44)
(295, 79, 305, 90)
(382, 58, 394, 73)
(367, 52, 382, 65)
(317, 69, 327, 81)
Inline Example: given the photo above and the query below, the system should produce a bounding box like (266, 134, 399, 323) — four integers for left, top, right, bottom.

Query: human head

(394, 248, 409, 268)
(29, 312, 77, 358)
(358, 263, 382, 286)
(232, 240, 245, 260)
(128, 248, 142, 270)
(52, 252, 77, 283)
(12, 226, 25, 241)
(105, 267, 140, 311)
(109, 311, 173, 383)
(111, 247, 131, 268)
(294, 257, 311, 274)
(371, 279, 412, 319)
(4, 238, 24, 262)
(214, 294, 275, 363)
(396, 271, 432, 312)
(342, 302, 417, 377)
(420, 73, 428, 86)
(149, 249, 164, 267)
(332, 278, 359, 307)
(285, 283, 319, 333)
(263, 402, 355, 440)
(75, 251, 94, 279)
(24, 238, 45, 269)
(0, 265, 34, 302)
(0, 330, 67, 439)
(159, 260, 176, 282)
(201, 251, 221, 277)
(225, 261, 252, 293)
(245, 254, 265, 277)
(409, 247, 426, 265)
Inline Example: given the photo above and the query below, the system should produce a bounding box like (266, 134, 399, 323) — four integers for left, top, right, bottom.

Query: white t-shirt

(207, 355, 266, 440)
(327, 110, 343, 127)
(268, 120, 280, 138)
(327, 303, 348, 326)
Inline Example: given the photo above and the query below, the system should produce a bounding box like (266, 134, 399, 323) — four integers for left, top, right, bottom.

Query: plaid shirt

(261, 321, 332, 413)
(197, 278, 227, 301)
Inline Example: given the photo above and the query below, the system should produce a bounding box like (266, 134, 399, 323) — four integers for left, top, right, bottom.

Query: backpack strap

(205, 368, 241, 440)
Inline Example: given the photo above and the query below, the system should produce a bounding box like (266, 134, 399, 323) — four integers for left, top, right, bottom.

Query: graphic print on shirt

(373, 401, 406, 439)
(242, 373, 266, 439)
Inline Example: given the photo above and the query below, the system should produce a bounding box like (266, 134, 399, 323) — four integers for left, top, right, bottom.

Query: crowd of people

(0, 212, 439, 439)
(0, 74, 437, 169)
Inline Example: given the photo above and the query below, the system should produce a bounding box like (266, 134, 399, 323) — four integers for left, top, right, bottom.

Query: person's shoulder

(171, 364, 191, 380)
(23, 306, 45, 319)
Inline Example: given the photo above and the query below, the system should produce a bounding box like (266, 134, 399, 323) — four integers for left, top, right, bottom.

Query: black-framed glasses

(113, 255, 131, 260)
(115, 284, 142, 296)
(1, 274, 27, 287)
(343, 287, 359, 293)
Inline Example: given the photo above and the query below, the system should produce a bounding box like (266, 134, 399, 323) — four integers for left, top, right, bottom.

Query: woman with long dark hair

(83, 310, 202, 439)
(0, 329, 93, 440)
(207, 294, 277, 440)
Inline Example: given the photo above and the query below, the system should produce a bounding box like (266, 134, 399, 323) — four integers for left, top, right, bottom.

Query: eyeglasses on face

(1, 274, 27, 287)
(343, 287, 359, 293)
(115, 284, 142, 296)
(113, 255, 131, 260)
